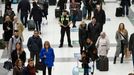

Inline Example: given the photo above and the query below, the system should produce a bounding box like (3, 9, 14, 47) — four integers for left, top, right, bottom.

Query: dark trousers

(60, 27, 71, 46)
(122, 5, 129, 16)
(34, 20, 42, 32)
(43, 66, 52, 75)
(99, 23, 104, 32)
(79, 42, 85, 54)
(120, 40, 125, 63)
(114, 41, 125, 64)
(71, 15, 77, 27)
(84, 68, 89, 75)
(30, 51, 39, 69)
(82, 6, 92, 19)
(20, 12, 28, 27)
(132, 52, 134, 67)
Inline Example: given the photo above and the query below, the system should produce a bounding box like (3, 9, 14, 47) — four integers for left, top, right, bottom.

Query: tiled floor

(0, 1, 134, 75)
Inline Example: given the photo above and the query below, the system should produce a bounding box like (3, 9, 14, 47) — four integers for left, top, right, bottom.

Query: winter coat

(94, 9, 106, 25)
(23, 65, 36, 75)
(3, 21, 13, 41)
(85, 43, 98, 61)
(129, 33, 134, 53)
(95, 36, 110, 56)
(79, 26, 88, 45)
(17, 0, 31, 14)
(88, 22, 101, 43)
(115, 31, 128, 57)
(40, 48, 55, 68)
(13, 66, 24, 75)
(11, 49, 26, 67)
(27, 36, 42, 52)
(29, 6, 43, 21)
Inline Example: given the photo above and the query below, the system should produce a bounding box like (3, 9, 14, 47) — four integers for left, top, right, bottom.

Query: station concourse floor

(0, 1, 134, 75)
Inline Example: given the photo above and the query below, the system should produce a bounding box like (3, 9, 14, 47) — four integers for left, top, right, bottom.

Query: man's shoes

(68, 45, 73, 47)
(72, 25, 76, 28)
(59, 45, 63, 48)
(36, 70, 38, 73)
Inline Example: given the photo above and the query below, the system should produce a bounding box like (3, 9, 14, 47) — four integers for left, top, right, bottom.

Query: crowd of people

(1, 0, 134, 75)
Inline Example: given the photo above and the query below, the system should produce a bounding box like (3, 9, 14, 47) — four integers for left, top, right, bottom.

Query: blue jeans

(84, 68, 89, 75)
(71, 15, 77, 27)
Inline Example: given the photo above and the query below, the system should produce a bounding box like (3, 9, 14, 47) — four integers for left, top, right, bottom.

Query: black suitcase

(98, 56, 109, 71)
(55, 7, 61, 18)
(76, 10, 82, 21)
(27, 20, 36, 31)
(49, 0, 56, 5)
(115, 7, 123, 17)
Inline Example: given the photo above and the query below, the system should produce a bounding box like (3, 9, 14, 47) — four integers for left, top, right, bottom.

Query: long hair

(4, 16, 12, 23)
(44, 41, 51, 48)
(15, 59, 22, 67)
(118, 23, 127, 33)
(15, 42, 23, 54)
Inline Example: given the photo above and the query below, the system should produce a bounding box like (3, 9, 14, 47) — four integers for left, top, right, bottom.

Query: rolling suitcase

(115, 7, 123, 17)
(55, 7, 61, 18)
(98, 56, 109, 71)
(27, 20, 35, 31)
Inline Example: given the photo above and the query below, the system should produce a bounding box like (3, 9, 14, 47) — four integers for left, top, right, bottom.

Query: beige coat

(96, 36, 110, 56)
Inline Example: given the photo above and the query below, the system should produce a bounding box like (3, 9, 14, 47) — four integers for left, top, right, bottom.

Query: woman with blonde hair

(13, 16, 24, 42)
(79, 21, 87, 54)
(113, 23, 128, 64)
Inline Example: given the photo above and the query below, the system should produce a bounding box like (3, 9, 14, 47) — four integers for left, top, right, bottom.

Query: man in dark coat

(94, 4, 106, 32)
(27, 30, 42, 72)
(120, 0, 131, 16)
(129, 33, 134, 68)
(17, 0, 31, 28)
(88, 17, 101, 44)
(30, 2, 43, 33)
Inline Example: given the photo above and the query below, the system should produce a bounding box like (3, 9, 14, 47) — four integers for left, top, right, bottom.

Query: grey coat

(115, 31, 128, 57)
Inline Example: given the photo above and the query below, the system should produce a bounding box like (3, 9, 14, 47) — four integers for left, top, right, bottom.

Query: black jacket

(3, 21, 13, 41)
(94, 9, 106, 25)
(129, 33, 134, 52)
(85, 43, 98, 61)
(11, 50, 26, 67)
(27, 35, 42, 52)
(30, 6, 43, 21)
(79, 25, 88, 44)
(17, 0, 31, 14)
(88, 23, 101, 43)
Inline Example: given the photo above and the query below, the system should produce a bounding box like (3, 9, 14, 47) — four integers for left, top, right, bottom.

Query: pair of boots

(113, 56, 124, 64)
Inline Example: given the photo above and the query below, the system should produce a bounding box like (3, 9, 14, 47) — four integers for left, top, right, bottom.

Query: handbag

(119, 32, 128, 45)
(3, 60, 13, 71)
(36, 62, 45, 71)
(125, 48, 131, 58)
